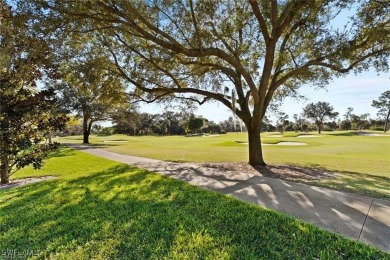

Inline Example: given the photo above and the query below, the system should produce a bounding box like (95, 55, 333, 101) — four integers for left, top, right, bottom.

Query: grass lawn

(1, 147, 388, 258)
(56, 131, 390, 199)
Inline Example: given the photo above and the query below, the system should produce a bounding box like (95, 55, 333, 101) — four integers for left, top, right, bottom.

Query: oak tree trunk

(247, 122, 266, 166)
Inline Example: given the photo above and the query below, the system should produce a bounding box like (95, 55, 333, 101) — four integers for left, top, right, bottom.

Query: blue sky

(139, 69, 389, 124)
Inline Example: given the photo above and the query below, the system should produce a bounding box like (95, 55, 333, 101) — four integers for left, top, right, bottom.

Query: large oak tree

(27, 0, 389, 166)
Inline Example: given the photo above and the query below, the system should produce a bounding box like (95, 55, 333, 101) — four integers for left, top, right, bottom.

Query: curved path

(72, 145, 390, 252)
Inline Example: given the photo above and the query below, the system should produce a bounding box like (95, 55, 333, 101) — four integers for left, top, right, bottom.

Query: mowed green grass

(57, 131, 390, 199)
(57, 132, 390, 175)
(1, 148, 388, 258)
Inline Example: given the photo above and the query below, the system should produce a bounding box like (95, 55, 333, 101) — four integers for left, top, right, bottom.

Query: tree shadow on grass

(254, 164, 335, 180)
(47, 147, 77, 158)
(0, 164, 387, 259)
(311, 170, 390, 200)
(47, 144, 118, 159)
(61, 143, 119, 150)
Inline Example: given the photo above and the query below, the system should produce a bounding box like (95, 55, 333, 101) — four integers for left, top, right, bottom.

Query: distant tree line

(273, 101, 389, 134)
(59, 97, 389, 138)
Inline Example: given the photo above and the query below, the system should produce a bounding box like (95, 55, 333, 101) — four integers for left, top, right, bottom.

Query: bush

(185, 133, 204, 137)
(369, 126, 384, 131)
(339, 120, 352, 131)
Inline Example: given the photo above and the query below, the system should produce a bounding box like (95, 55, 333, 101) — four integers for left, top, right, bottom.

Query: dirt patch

(194, 162, 334, 181)
(0, 176, 56, 190)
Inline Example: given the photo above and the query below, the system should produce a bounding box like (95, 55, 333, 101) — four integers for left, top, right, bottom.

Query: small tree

(343, 107, 354, 122)
(303, 102, 339, 134)
(112, 107, 141, 136)
(276, 112, 289, 133)
(372, 91, 390, 133)
(357, 113, 371, 130)
(56, 55, 128, 143)
(339, 120, 352, 131)
(186, 116, 204, 134)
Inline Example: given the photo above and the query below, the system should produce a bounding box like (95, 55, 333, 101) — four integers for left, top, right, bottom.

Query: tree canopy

(55, 53, 128, 143)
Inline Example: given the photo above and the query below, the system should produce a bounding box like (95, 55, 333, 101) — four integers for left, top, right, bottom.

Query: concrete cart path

(75, 145, 390, 252)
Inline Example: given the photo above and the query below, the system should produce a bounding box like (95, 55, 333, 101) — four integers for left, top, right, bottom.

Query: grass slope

(1, 148, 388, 258)
(56, 132, 390, 199)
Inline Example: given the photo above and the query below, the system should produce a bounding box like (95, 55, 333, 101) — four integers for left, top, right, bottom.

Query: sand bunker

(267, 135, 283, 137)
(358, 133, 388, 137)
(296, 135, 321, 138)
(265, 142, 307, 146)
(103, 140, 128, 143)
(237, 141, 307, 146)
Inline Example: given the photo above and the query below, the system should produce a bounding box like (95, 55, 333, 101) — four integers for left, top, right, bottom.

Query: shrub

(369, 126, 384, 131)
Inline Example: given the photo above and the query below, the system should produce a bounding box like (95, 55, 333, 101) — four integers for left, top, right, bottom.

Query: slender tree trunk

(48, 133, 53, 145)
(384, 108, 390, 133)
(247, 123, 266, 166)
(83, 116, 89, 144)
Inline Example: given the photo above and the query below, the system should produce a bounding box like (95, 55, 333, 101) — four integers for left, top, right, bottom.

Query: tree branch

(152, 2, 194, 48)
(129, 92, 171, 104)
(189, 0, 203, 52)
(274, 48, 390, 90)
(275, 0, 309, 38)
(248, 0, 270, 43)
(96, 2, 259, 100)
